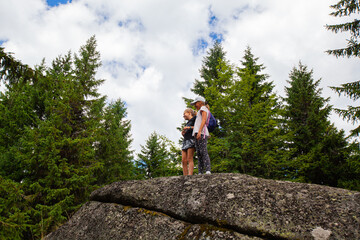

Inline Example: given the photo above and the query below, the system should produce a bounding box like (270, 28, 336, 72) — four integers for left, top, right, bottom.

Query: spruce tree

(0, 176, 29, 240)
(202, 58, 234, 172)
(325, 0, 360, 190)
(326, 0, 360, 138)
(188, 45, 283, 176)
(188, 42, 234, 172)
(331, 81, 360, 137)
(283, 63, 331, 155)
(0, 37, 135, 238)
(283, 62, 350, 186)
(326, 0, 360, 58)
(136, 132, 179, 179)
(192, 41, 227, 96)
(95, 99, 134, 184)
(16, 37, 106, 237)
(228, 47, 282, 178)
(0, 48, 39, 182)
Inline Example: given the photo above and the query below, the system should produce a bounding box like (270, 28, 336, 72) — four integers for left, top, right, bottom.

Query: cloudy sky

(1, 0, 359, 154)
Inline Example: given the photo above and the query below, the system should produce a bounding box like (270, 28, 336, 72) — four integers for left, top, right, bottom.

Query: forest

(1, 1, 359, 239)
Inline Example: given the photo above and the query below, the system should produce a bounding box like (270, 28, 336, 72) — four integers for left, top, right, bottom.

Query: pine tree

(95, 99, 134, 184)
(0, 48, 38, 239)
(283, 63, 331, 155)
(330, 80, 360, 190)
(187, 42, 234, 172)
(192, 41, 227, 96)
(326, 0, 360, 58)
(325, 0, 360, 190)
(0, 37, 136, 238)
(282, 62, 350, 186)
(202, 58, 234, 172)
(0, 48, 39, 181)
(0, 176, 29, 240)
(136, 132, 180, 179)
(326, 0, 360, 138)
(227, 47, 282, 178)
(188, 45, 283, 177)
(15, 37, 106, 237)
(331, 81, 360, 137)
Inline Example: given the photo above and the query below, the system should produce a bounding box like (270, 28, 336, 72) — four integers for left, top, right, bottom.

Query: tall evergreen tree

(0, 48, 39, 181)
(0, 37, 135, 238)
(188, 45, 283, 177)
(188, 42, 234, 172)
(95, 99, 134, 184)
(16, 37, 106, 237)
(283, 63, 331, 155)
(326, 0, 360, 138)
(0, 48, 38, 239)
(227, 47, 282, 178)
(282, 63, 350, 186)
(202, 58, 235, 172)
(192, 41, 227, 96)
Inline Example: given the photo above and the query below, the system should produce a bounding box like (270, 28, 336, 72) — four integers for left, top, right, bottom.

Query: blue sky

(192, 7, 224, 55)
(47, 0, 71, 7)
(0, 0, 358, 153)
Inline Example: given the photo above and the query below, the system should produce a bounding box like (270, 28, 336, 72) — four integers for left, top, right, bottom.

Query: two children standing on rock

(181, 96, 211, 175)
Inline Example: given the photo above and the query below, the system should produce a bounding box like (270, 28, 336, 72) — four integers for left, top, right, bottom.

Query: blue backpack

(206, 111, 218, 132)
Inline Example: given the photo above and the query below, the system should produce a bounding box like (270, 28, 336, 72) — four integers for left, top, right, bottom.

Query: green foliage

(0, 79, 38, 181)
(282, 62, 352, 187)
(326, 0, 360, 58)
(189, 43, 234, 172)
(337, 141, 360, 190)
(0, 13, 358, 238)
(331, 81, 360, 137)
(188, 43, 357, 190)
(0, 36, 134, 239)
(227, 47, 282, 178)
(189, 44, 283, 179)
(0, 47, 35, 86)
(326, 0, 360, 144)
(283, 63, 331, 155)
(0, 176, 29, 240)
(192, 41, 227, 97)
(325, 1, 359, 188)
(95, 99, 134, 184)
(136, 132, 181, 179)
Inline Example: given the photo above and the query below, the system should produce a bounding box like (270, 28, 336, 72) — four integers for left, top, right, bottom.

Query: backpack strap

(206, 111, 210, 126)
(204, 109, 210, 139)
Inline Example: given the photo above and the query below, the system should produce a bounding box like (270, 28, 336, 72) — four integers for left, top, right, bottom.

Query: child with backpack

(191, 96, 211, 174)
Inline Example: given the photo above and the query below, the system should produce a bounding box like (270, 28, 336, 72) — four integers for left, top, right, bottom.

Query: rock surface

(46, 173, 360, 240)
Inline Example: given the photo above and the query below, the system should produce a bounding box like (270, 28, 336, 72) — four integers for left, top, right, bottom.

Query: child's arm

(196, 110, 207, 140)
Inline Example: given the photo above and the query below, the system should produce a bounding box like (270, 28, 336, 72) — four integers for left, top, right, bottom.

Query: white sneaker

(205, 171, 211, 174)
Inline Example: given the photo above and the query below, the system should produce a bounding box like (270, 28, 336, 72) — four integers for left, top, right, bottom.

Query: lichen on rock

(46, 173, 360, 240)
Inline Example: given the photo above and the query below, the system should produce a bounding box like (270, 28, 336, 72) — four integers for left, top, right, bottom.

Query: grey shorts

(182, 138, 195, 150)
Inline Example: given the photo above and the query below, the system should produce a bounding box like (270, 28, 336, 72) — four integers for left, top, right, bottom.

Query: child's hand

(182, 127, 188, 136)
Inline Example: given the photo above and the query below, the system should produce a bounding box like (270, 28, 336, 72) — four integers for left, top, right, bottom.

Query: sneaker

(205, 171, 211, 174)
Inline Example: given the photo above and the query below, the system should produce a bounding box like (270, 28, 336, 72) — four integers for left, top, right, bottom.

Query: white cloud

(1, 0, 359, 154)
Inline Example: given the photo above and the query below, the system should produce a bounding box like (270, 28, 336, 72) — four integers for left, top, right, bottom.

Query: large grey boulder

(46, 201, 259, 240)
(46, 173, 360, 239)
